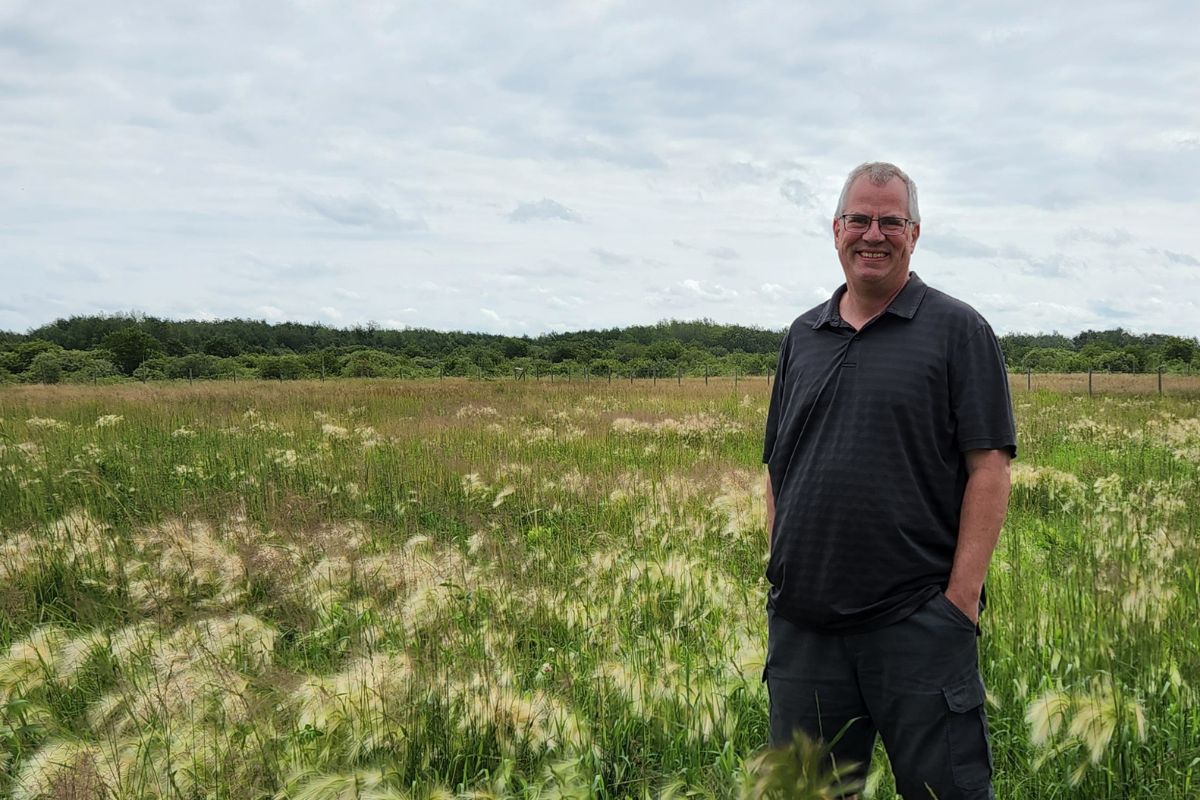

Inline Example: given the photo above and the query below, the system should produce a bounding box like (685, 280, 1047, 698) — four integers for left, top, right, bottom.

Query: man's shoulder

(918, 283, 993, 331)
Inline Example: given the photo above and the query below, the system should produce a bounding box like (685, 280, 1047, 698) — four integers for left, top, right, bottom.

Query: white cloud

(1, 2, 1198, 337)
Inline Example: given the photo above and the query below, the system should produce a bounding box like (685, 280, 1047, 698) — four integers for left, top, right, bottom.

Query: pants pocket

(935, 592, 981, 635)
(943, 674, 994, 791)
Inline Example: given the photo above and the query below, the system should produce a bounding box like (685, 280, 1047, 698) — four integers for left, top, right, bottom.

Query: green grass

(0, 379, 1198, 799)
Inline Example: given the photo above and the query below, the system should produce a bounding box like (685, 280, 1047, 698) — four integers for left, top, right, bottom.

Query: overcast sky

(2, 1, 1199, 338)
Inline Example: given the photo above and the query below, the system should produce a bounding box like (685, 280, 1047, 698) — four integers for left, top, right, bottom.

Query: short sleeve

(763, 332, 790, 464)
(949, 323, 1017, 458)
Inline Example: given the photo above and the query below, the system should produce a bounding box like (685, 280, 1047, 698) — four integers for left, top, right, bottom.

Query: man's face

(833, 175, 921, 292)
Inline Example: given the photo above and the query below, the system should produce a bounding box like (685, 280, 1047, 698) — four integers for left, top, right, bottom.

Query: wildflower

(93, 414, 124, 428)
(321, 423, 350, 440)
(267, 448, 299, 468)
(26, 417, 68, 430)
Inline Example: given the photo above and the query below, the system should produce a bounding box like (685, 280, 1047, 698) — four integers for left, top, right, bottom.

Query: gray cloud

(592, 248, 631, 266)
(1154, 249, 1200, 267)
(296, 193, 426, 233)
(508, 199, 581, 223)
(920, 232, 1000, 259)
(780, 179, 819, 209)
(1058, 228, 1134, 247)
(707, 246, 739, 261)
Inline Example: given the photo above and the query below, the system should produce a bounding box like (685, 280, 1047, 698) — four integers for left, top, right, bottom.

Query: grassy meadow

(0, 378, 1197, 799)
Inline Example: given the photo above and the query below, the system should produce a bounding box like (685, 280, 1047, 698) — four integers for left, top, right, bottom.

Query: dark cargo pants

(764, 592, 994, 799)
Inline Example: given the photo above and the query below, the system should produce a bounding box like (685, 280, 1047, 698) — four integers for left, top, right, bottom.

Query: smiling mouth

(857, 250, 889, 260)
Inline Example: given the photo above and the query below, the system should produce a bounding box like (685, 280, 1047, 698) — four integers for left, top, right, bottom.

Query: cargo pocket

(943, 674, 993, 791)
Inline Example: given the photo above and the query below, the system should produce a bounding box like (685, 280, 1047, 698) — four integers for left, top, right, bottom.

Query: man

(762, 162, 1015, 799)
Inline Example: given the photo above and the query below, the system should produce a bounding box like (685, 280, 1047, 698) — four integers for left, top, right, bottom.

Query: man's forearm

(946, 451, 1011, 620)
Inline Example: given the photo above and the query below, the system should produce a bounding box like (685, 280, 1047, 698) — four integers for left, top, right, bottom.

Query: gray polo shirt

(763, 272, 1017, 633)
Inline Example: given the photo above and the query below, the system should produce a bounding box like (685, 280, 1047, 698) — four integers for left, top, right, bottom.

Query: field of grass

(0, 379, 1197, 799)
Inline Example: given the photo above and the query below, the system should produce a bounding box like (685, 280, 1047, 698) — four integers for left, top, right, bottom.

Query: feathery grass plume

(447, 673, 591, 756)
(277, 768, 392, 800)
(462, 472, 492, 499)
(56, 628, 111, 684)
(292, 652, 415, 761)
(86, 617, 266, 735)
(105, 621, 161, 669)
(1009, 463, 1087, 509)
(0, 626, 69, 702)
(10, 739, 116, 800)
(0, 510, 118, 584)
(492, 484, 515, 507)
(740, 730, 863, 800)
(303, 556, 355, 618)
(129, 517, 247, 611)
(1026, 676, 1149, 779)
(1119, 569, 1177, 631)
(1068, 680, 1148, 765)
(1026, 688, 1073, 747)
(180, 613, 278, 672)
(712, 469, 767, 542)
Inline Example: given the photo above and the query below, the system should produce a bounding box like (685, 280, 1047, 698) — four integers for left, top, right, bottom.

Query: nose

(861, 220, 886, 242)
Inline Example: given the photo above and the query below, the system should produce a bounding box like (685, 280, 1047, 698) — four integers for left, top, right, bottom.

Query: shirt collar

(812, 272, 929, 330)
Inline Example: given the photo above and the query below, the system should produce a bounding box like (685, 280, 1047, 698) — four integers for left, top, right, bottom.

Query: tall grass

(0, 379, 1197, 798)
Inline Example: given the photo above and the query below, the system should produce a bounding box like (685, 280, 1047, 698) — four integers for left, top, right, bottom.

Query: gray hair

(834, 162, 920, 223)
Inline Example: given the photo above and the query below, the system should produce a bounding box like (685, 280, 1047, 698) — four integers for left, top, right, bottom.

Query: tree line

(0, 313, 1196, 385)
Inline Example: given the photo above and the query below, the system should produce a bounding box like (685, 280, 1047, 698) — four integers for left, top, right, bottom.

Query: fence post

(677, 367, 682, 386)
(653, 366, 657, 386)
(188, 369, 193, 386)
(704, 365, 709, 385)
(1158, 366, 1163, 396)
(1026, 369, 1031, 392)
(734, 369, 739, 390)
(1087, 368, 1093, 398)
(321, 364, 325, 382)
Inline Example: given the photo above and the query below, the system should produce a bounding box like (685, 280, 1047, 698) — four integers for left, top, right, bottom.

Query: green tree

(1160, 336, 1196, 364)
(257, 355, 308, 380)
(343, 350, 396, 378)
(202, 334, 242, 358)
(12, 340, 61, 373)
(27, 351, 65, 383)
(102, 326, 164, 375)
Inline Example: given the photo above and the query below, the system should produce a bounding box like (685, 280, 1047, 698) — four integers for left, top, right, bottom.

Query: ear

(832, 216, 841, 245)
(910, 222, 920, 249)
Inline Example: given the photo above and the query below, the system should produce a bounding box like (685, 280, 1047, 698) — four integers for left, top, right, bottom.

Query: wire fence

(1009, 368, 1200, 397)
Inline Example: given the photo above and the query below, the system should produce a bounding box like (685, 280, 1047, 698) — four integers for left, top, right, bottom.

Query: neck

(841, 272, 910, 327)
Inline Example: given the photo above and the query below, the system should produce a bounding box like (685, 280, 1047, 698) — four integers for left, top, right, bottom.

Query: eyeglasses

(839, 214, 914, 236)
